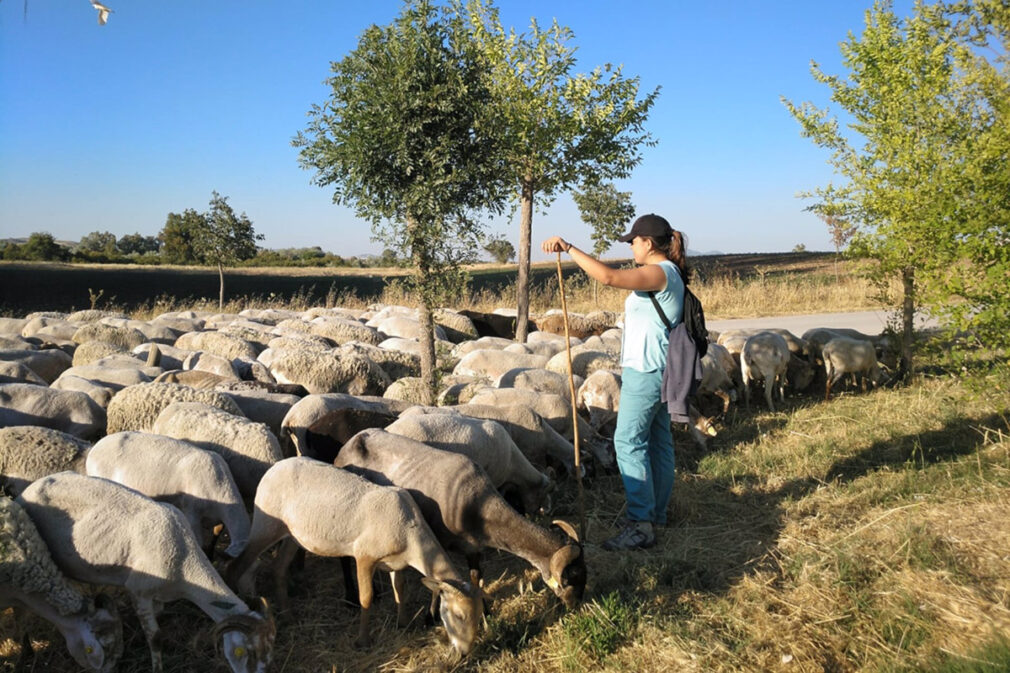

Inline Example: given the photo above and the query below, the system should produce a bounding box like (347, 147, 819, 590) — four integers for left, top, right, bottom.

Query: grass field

(6, 253, 1008, 673)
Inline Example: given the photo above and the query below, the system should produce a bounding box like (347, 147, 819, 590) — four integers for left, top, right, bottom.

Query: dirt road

(707, 310, 939, 336)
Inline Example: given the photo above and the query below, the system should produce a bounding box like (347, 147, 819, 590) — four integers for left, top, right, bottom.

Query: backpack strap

(647, 291, 672, 332)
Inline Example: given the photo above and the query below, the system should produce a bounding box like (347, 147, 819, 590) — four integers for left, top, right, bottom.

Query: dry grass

(5, 258, 1008, 673)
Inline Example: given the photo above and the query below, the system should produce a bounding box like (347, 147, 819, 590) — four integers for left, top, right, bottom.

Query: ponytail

(645, 231, 691, 283)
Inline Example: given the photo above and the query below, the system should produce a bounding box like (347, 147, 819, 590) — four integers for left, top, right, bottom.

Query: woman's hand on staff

(542, 236, 572, 254)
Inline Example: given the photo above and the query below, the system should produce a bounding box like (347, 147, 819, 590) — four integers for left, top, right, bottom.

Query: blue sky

(0, 1, 913, 260)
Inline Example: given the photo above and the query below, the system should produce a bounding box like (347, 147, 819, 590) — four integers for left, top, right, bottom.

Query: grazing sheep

(0, 384, 106, 440)
(740, 332, 791, 412)
(369, 313, 448, 342)
(382, 377, 432, 405)
(268, 347, 390, 396)
(105, 381, 244, 434)
(72, 323, 146, 351)
(17, 473, 276, 673)
(308, 315, 384, 346)
(337, 341, 421, 381)
(48, 375, 116, 408)
(226, 457, 485, 653)
(384, 411, 552, 515)
(55, 360, 154, 393)
(0, 496, 123, 672)
(466, 387, 614, 471)
(71, 340, 128, 367)
(86, 431, 250, 558)
(544, 347, 620, 380)
(153, 369, 227, 389)
(280, 393, 410, 461)
(216, 387, 302, 439)
(174, 331, 260, 360)
(0, 317, 30, 336)
(452, 349, 550, 385)
(152, 402, 282, 499)
(822, 336, 883, 400)
(432, 309, 478, 344)
(182, 351, 242, 381)
(0, 426, 91, 498)
(499, 367, 582, 402)
(133, 342, 191, 371)
(0, 348, 73, 384)
(576, 369, 622, 433)
(0, 361, 47, 386)
(698, 348, 736, 413)
(719, 327, 809, 359)
(533, 312, 611, 340)
(335, 429, 586, 610)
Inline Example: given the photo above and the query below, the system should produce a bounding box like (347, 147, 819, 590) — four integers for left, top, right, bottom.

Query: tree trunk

(900, 265, 915, 382)
(408, 214, 436, 406)
(218, 263, 225, 310)
(514, 179, 534, 344)
(417, 299, 436, 406)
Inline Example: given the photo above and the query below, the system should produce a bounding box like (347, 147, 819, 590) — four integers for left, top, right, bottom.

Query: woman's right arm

(541, 236, 666, 292)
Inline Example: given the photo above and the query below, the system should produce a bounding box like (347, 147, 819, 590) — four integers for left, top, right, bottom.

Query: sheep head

(212, 598, 276, 673)
(547, 520, 586, 610)
(421, 569, 486, 655)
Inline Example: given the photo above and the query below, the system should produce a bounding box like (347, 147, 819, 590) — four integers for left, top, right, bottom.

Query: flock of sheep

(0, 302, 891, 671)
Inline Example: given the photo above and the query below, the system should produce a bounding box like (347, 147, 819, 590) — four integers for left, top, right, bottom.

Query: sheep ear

(420, 577, 441, 595)
(257, 597, 272, 620)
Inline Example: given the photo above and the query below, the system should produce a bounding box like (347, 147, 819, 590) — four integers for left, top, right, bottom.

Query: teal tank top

(620, 260, 685, 372)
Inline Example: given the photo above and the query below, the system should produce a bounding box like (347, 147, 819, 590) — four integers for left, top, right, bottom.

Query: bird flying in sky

(89, 0, 112, 25)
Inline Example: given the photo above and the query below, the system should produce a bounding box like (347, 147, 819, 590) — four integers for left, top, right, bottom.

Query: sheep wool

(0, 496, 86, 616)
(0, 426, 91, 497)
(105, 381, 245, 434)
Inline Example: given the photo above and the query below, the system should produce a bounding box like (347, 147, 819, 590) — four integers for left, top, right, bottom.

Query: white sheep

(0, 348, 73, 383)
(451, 349, 549, 385)
(17, 472, 275, 673)
(105, 381, 245, 434)
(267, 347, 390, 396)
(466, 387, 615, 472)
(0, 383, 107, 440)
(216, 386, 302, 440)
(575, 369, 622, 432)
(174, 330, 260, 361)
(385, 410, 552, 515)
(152, 401, 283, 499)
(0, 425, 92, 498)
(822, 336, 883, 400)
(335, 429, 586, 610)
(280, 393, 410, 461)
(0, 361, 47, 386)
(740, 332, 791, 412)
(225, 457, 485, 653)
(499, 367, 582, 402)
(544, 346, 620, 380)
(85, 431, 250, 558)
(0, 495, 123, 672)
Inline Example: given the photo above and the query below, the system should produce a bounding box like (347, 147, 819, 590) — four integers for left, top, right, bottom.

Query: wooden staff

(556, 251, 587, 541)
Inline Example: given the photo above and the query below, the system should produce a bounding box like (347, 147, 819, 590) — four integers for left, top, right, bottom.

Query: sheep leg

(268, 537, 302, 613)
(764, 376, 775, 412)
(715, 389, 731, 413)
(354, 557, 376, 649)
(390, 569, 411, 629)
(133, 596, 165, 673)
(225, 512, 288, 599)
(340, 557, 361, 607)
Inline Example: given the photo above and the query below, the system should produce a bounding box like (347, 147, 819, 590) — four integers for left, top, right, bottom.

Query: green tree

(783, 0, 1010, 377)
(294, 0, 509, 401)
(572, 180, 635, 303)
(20, 232, 69, 261)
(77, 230, 118, 255)
(483, 236, 515, 263)
(117, 232, 161, 256)
(460, 0, 658, 342)
(192, 191, 263, 309)
(159, 209, 203, 265)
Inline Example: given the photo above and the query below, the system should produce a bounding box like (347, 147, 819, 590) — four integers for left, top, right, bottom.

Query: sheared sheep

(0, 348, 73, 384)
(226, 457, 485, 653)
(740, 332, 791, 412)
(466, 387, 614, 471)
(334, 429, 586, 610)
(576, 369, 622, 433)
(499, 367, 582, 402)
(174, 331, 259, 360)
(86, 431, 250, 558)
(308, 315, 384, 346)
(452, 349, 549, 385)
(0, 426, 91, 497)
(384, 410, 552, 515)
(152, 401, 282, 500)
(0, 384, 106, 440)
(544, 346, 620, 380)
(17, 472, 276, 673)
(72, 323, 146, 351)
(281, 393, 410, 461)
(0, 361, 47, 386)
(105, 381, 245, 434)
(0, 496, 123, 672)
(215, 386, 302, 439)
(822, 336, 883, 400)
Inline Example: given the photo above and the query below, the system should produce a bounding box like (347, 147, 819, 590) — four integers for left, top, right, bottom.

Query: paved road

(706, 310, 939, 336)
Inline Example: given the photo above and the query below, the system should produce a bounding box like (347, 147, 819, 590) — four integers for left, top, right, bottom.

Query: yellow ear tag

(546, 576, 560, 590)
(85, 646, 94, 654)
(234, 646, 246, 658)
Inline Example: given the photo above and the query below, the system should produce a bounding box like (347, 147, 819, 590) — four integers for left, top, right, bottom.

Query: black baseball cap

(617, 214, 673, 243)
